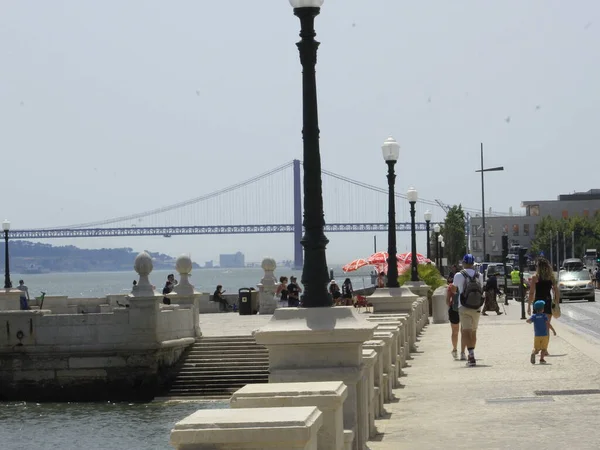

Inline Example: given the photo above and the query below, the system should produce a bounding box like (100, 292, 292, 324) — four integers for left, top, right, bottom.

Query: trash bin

(238, 288, 253, 316)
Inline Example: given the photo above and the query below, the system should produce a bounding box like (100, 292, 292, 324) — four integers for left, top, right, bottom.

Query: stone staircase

(165, 336, 269, 398)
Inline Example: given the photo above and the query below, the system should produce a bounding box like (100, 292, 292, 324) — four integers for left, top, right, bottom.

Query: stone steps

(163, 336, 270, 399)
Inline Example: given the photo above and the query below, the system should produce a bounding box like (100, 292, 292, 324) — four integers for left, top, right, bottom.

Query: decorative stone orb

(134, 251, 153, 276)
(176, 254, 193, 275)
(261, 257, 276, 272)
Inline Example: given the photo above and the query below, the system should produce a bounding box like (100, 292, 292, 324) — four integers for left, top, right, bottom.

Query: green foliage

(398, 264, 445, 291)
(441, 205, 467, 265)
(530, 214, 600, 258)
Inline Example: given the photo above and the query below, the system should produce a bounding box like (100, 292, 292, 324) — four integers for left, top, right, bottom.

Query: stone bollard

(254, 307, 376, 450)
(432, 285, 449, 324)
(373, 331, 395, 399)
(363, 340, 386, 411)
(173, 254, 202, 337)
(374, 325, 402, 384)
(257, 257, 278, 315)
(366, 315, 409, 365)
(170, 406, 323, 450)
(230, 381, 348, 450)
(362, 349, 378, 439)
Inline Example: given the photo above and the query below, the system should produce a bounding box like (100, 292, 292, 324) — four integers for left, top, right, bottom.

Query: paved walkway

(198, 312, 272, 336)
(368, 301, 600, 449)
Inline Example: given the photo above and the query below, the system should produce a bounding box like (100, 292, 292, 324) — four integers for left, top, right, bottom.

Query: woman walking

(527, 257, 560, 355)
(482, 273, 503, 316)
(342, 278, 354, 306)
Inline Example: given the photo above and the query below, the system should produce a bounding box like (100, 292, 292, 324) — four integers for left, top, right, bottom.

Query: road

(558, 289, 600, 341)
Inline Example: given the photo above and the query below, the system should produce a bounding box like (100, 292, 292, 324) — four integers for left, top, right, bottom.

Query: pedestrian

(342, 278, 354, 306)
(446, 275, 466, 360)
(596, 267, 600, 290)
(328, 280, 341, 304)
(451, 254, 484, 367)
(162, 274, 177, 305)
(526, 300, 556, 364)
(287, 276, 302, 307)
(17, 279, 30, 310)
(527, 257, 560, 357)
(376, 271, 386, 288)
(276, 276, 288, 308)
(212, 285, 231, 312)
(481, 273, 503, 316)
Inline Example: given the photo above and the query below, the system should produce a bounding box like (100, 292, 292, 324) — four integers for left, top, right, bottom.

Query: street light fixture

(2, 219, 11, 289)
(407, 187, 419, 282)
(433, 223, 441, 269)
(289, 0, 330, 307)
(437, 233, 444, 272)
(440, 239, 445, 275)
(424, 210, 432, 260)
(475, 143, 504, 262)
(382, 137, 400, 288)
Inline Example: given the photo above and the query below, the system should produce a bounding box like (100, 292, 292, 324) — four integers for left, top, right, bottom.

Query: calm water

(0, 400, 227, 450)
(13, 266, 374, 298)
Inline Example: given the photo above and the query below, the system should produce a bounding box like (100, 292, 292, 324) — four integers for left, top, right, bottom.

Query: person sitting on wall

(212, 285, 231, 312)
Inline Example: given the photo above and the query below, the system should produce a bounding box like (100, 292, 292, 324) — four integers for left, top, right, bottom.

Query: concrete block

(170, 406, 323, 450)
(69, 356, 127, 369)
(56, 369, 107, 379)
(13, 370, 55, 382)
(231, 381, 347, 450)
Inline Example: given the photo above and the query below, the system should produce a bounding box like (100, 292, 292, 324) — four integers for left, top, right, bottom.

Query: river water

(2, 266, 374, 449)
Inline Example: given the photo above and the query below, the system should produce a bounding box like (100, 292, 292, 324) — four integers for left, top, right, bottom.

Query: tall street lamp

(433, 223, 441, 269)
(407, 187, 419, 282)
(475, 143, 504, 262)
(424, 210, 432, 260)
(289, 0, 330, 307)
(3, 219, 11, 289)
(440, 239, 445, 275)
(382, 137, 400, 288)
(437, 234, 444, 272)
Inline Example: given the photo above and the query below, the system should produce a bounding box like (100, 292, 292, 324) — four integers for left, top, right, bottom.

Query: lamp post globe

(424, 210, 432, 260)
(437, 234, 444, 272)
(407, 187, 419, 282)
(433, 223, 440, 234)
(3, 219, 11, 289)
(289, 0, 329, 307)
(432, 223, 441, 268)
(382, 136, 400, 288)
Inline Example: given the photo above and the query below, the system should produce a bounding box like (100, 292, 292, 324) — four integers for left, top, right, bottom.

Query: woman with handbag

(527, 257, 560, 356)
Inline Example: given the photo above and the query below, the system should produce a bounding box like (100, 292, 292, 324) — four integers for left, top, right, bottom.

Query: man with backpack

(451, 254, 484, 367)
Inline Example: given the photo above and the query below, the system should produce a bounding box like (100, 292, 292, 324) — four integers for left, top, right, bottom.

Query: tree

(531, 214, 600, 261)
(442, 205, 467, 265)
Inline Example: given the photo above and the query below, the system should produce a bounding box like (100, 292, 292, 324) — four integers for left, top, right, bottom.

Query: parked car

(558, 270, 595, 302)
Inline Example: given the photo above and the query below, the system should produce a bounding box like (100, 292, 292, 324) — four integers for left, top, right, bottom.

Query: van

(562, 258, 584, 271)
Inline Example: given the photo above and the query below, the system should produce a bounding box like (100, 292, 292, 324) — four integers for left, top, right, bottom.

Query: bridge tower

(293, 159, 303, 269)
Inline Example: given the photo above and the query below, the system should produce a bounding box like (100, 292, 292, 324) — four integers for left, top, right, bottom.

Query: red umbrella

(342, 258, 370, 273)
(366, 251, 404, 265)
(398, 252, 431, 265)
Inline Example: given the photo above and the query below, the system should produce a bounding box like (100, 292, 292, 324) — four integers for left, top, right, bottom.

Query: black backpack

(459, 270, 484, 309)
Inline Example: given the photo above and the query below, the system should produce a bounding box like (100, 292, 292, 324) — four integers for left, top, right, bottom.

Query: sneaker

(496, 312, 503, 315)
(467, 356, 476, 367)
(460, 353, 467, 361)
(540, 359, 547, 364)
(451, 349, 458, 360)
(530, 353, 536, 364)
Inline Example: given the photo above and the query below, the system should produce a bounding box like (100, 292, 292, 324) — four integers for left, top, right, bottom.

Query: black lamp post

(381, 137, 400, 288)
(424, 210, 432, 260)
(3, 220, 11, 289)
(290, 0, 330, 307)
(433, 223, 440, 270)
(407, 187, 419, 282)
(475, 143, 504, 262)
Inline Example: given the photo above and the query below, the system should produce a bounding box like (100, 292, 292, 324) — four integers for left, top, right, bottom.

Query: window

(492, 240, 498, 251)
(502, 224, 508, 234)
(513, 224, 519, 236)
(471, 225, 479, 236)
(523, 224, 530, 236)
(528, 205, 540, 216)
(534, 224, 539, 236)
(562, 210, 568, 219)
(488, 224, 494, 236)
(473, 239, 481, 251)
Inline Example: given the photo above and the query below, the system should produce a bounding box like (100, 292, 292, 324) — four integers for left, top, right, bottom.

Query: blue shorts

(20, 297, 29, 310)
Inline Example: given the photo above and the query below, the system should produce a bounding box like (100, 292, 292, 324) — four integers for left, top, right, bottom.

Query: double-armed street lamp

(475, 143, 504, 262)
(407, 187, 419, 282)
(433, 223, 441, 269)
(424, 210, 432, 260)
(382, 137, 400, 288)
(289, 0, 330, 307)
(3, 219, 11, 289)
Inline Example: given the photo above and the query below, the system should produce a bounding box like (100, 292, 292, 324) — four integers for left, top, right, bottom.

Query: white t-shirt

(453, 268, 483, 309)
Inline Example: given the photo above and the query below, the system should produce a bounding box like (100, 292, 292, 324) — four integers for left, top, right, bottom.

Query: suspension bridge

(8, 160, 491, 267)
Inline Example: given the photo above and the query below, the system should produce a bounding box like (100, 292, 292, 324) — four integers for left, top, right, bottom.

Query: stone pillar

(174, 254, 202, 337)
(361, 349, 377, 439)
(170, 406, 323, 450)
(254, 307, 376, 450)
(374, 325, 402, 384)
(128, 252, 161, 342)
(231, 381, 348, 450)
(0, 289, 22, 311)
(258, 257, 278, 315)
(362, 340, 385, 417)
(432, 285, 449, 324)
(368, 287, 419, 352)
(405, 280, 431, 323)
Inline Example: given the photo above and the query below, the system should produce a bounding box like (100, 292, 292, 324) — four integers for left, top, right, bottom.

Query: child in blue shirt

(526, 300, 556, 364)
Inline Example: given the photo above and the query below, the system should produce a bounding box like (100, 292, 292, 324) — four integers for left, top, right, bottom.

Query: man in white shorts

(451, 254, 483, 367)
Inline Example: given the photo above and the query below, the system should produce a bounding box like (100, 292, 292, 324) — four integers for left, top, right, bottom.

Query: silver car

(558, 270, 595, 302)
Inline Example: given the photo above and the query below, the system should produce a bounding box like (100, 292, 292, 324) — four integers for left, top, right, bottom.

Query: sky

(1, 0, 598, 265)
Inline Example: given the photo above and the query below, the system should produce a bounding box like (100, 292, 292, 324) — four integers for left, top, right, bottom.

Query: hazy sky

(1, 1, 598, 265)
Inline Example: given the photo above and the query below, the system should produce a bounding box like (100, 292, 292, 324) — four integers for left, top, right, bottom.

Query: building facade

(219, 252, 245, 268)
(470, 189, 600, 262)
